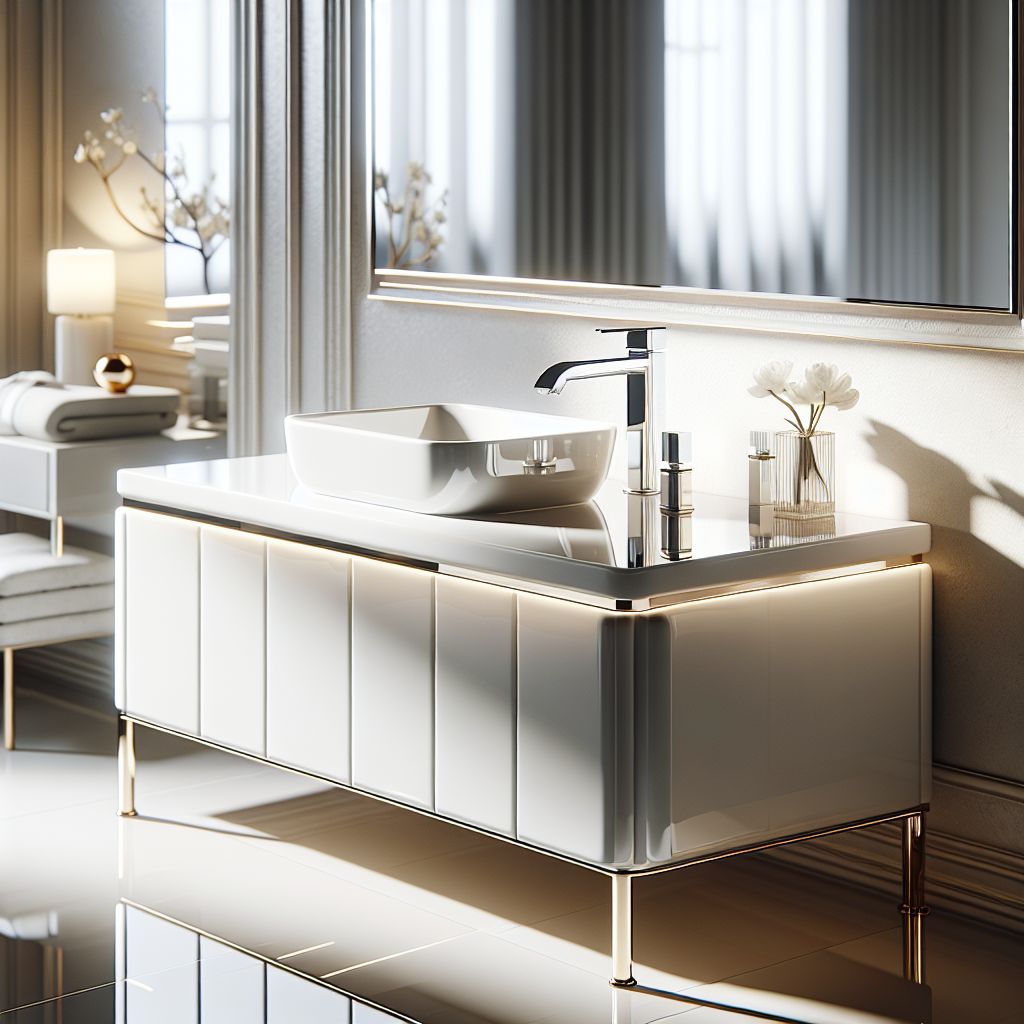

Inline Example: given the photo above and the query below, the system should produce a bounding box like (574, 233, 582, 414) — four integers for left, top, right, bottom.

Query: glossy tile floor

(2, 691, 1023, 1023)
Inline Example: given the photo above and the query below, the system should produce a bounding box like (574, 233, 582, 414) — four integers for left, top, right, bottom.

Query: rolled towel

(0, 371, 59, 435)
(0, 534, 114, 596)
(5, 383, 180, 442)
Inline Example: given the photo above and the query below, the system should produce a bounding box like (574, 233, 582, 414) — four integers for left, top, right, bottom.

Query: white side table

(0, 419, 225, 552)
(0, 420, 226, 748)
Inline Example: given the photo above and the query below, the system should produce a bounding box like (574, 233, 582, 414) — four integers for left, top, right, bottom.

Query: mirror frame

(360, 0, 1024, 354)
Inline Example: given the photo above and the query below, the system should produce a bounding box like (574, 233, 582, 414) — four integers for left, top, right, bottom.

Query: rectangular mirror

(372, 0, 1016, 313)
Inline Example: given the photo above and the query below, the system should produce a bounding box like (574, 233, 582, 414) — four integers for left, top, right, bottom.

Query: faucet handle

(596, 325, 666, 352)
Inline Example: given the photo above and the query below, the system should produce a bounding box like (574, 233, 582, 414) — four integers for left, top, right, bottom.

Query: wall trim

(230, 0, 354, 456)
(0, 0, 46, 377)
(230, 0, 262, 456)
(327, 0, 352, 411)
(40, 0, 62, 369)
(767, 765, 1024, 935)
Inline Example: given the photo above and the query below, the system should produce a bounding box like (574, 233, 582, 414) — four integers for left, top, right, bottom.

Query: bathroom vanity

(114, 455, 932, 986)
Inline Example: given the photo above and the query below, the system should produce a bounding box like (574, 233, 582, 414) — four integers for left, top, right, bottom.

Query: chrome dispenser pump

(748, 430, 776, 546)
(660, 431, 693, 560)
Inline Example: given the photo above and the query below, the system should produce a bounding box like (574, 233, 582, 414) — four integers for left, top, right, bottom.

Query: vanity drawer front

(0, 444, 51, 515)
(517, 594, 634, 865)
(266, 539, 352, 782)
(200, 526, 267, 755)
(123, 508, 200, 734)
(351, 559, 435, 809)
(435, 576, 517, 836)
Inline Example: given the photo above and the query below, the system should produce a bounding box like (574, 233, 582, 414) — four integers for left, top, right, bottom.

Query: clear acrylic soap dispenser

(748, 430, 775, 546)
(748, 430, 775, 506)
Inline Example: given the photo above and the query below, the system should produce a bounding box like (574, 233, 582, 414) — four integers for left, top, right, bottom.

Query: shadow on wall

(865, 421, 1024, 785)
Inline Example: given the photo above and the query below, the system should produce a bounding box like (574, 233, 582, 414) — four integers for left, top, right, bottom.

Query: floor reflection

(2, 693, 1022, 1023)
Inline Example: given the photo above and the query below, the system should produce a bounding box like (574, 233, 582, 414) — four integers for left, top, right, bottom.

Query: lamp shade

(46, 248, 116, 315)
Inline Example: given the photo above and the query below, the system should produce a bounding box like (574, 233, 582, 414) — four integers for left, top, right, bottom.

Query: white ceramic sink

(284, 403, 616, 515)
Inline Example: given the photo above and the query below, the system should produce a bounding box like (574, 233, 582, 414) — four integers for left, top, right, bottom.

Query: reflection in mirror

(373, 0, 1014, 310)
(164, 0, 232, 297)
(164, 0, 232, 428)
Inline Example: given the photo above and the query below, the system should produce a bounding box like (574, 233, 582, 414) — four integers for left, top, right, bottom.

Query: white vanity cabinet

(115, 456, 932, 984)
(115, 481, 930, 870)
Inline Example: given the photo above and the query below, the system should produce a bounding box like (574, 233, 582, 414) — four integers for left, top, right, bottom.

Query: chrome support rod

(3, 648, 13, 751)
(118, 718, 137, 817)
(900, 811, 928, 984)
(610, 873, 636, 987)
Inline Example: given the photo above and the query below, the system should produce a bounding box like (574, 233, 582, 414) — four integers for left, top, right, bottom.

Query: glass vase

(774, 430, 835, 519)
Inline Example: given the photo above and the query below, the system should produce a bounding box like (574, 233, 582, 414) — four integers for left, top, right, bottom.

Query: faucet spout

(534, 327, 666, 495)
(534, 356, 639, 395)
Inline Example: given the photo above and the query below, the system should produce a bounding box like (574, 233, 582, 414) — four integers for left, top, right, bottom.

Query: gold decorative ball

(93, 353, 136, 393)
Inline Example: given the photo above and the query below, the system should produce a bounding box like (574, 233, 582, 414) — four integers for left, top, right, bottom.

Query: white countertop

(117, 455, 930, 607)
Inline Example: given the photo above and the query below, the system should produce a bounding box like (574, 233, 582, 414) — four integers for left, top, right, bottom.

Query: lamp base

(54, 315, 114, 386)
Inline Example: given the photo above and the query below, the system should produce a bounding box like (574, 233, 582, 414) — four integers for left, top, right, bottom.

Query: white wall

(353, 298, 1024, 786)
(61, 0, 166, 302)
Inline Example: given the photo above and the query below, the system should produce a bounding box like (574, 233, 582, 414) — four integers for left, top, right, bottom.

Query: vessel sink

(284, 403, 616, 515)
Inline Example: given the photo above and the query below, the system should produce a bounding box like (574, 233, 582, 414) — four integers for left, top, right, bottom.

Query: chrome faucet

(534, 326, 666, 494)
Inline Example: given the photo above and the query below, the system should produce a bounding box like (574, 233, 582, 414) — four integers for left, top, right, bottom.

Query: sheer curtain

(513, 0, 667, 285)
(664, 0, 848, 297)
(373, 0, 515, 275)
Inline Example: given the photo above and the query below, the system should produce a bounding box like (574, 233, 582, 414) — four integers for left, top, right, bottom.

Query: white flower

(748, 360, 794, 399)
(73, 144, 87, 164)
(790, 363, 859, 410)
(122, 140, 137, 155)
(100, 108, 123, 125)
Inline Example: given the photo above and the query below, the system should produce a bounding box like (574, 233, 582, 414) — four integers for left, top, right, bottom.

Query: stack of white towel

(0, 534, 114, 648)
(0, 372, 180, 443)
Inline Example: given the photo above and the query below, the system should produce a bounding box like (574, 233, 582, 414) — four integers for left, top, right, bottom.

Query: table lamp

(46, 248, 116, 385)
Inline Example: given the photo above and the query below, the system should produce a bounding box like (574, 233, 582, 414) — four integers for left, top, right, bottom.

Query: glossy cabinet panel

(435, 576, 517, 835)
(351, 559, 435, 809)
(765, 567, 924, 823)
(641, 564, 930, 863)
(123, 509, 200, 733)
(517, 594, 634, 865)
(266, 540, 352, 781)
(666, 589, 774, 857)
(200, 528, 267, 754)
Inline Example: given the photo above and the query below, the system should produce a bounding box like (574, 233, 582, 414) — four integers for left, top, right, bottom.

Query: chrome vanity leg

(610, 873, 636, 987)
(50, 515, 64, 558)
(900, 812, 928, 983)
(118, 718, 137, 817)
(3, 648, 13, 751)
